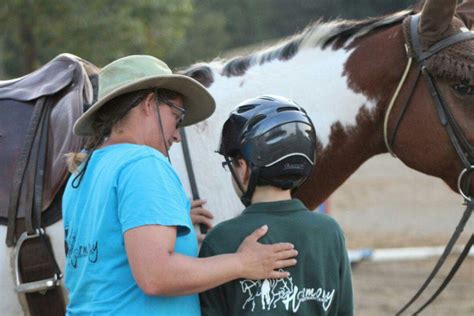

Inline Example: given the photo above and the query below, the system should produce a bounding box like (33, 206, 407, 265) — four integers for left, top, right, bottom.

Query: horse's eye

(452, 83, 473, 95)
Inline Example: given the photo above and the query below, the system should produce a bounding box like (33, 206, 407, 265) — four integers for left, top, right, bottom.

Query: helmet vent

(247, 114, 266, 129)
(237, 104, 258, 113)
(266, 129, 287, 144)
(277, 106, 299, 112)
(260, 96, 276, 101)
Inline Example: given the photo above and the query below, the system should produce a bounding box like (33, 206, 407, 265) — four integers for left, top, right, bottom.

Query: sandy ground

(327, 154, 473, 315)
(352, 257, 473, 315)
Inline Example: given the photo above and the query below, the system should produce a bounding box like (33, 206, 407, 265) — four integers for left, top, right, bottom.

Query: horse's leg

(0, 220, 66, 316)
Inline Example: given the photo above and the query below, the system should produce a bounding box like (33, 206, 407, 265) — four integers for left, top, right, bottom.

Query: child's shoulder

(299, 210, 344, 233)
(202, 213, 248, 247)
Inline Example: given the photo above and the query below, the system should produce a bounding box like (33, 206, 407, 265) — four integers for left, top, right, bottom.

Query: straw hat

(73, 55, 215, 136)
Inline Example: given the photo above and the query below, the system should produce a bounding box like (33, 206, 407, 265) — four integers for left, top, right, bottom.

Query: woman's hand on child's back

(236, 225, 297, 280)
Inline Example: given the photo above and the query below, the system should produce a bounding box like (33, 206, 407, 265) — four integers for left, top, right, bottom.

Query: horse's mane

(182, 9, 413, 84)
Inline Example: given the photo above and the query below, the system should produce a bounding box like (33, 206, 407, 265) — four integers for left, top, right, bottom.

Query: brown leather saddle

(0, 54, 98, 227)
(0, 53, 99, 315)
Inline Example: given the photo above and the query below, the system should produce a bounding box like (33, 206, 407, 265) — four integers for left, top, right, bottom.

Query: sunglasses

(156, 97, 186, 129)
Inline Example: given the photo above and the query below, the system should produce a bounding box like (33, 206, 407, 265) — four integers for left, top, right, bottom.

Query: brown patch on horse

(295, 105, 384, 209)
(344, 23, 407, 103)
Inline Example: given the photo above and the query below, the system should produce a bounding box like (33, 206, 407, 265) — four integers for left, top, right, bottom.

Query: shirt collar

(243, 199, 307, 214)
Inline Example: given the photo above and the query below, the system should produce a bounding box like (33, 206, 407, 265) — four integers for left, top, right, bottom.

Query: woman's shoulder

(97, 143, 168, 165)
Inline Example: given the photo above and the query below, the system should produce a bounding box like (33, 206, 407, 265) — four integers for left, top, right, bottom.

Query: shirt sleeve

(337, 230, 354, 316)
(117, 155, 192, 235)
(199, 240, 229, 316)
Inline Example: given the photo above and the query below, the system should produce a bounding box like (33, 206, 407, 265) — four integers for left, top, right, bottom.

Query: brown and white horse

(1, 0, 473, 314)
(171, 0, 474, 225)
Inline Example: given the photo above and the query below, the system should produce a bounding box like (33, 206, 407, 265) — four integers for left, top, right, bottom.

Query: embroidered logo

(240, 271, 335, 312)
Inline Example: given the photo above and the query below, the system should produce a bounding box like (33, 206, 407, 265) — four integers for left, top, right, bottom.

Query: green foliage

(0, 0, 192, 77)
(171, 0, 414, 68)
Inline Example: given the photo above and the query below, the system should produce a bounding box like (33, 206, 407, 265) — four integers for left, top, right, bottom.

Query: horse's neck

(295, 24, 407, 208)
(187, 23, 405, 210)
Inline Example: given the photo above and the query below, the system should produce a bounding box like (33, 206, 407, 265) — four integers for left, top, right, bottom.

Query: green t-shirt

(199, 199, 353, 316)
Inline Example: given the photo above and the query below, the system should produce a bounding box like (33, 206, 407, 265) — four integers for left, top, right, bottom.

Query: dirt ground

(351, 257, 473, 315)
(328, 155, 473, 315)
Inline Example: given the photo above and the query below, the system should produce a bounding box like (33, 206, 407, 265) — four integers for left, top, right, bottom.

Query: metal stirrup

(14, 228, 62, 294)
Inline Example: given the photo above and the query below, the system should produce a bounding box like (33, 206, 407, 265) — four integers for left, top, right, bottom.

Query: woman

(63, 55, 298, 315)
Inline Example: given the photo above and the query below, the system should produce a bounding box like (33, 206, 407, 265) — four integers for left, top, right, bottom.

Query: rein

(383, 14, 474, 315)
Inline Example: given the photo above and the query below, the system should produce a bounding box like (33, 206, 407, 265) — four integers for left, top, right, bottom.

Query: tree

(172, 0, 414, 68)
(0, 0, 416, 76)
(0, 0, 193, 77)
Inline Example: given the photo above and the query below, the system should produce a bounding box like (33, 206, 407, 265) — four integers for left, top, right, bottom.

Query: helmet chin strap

(225, 156, 259, 207)
(241, 167, 259, 207)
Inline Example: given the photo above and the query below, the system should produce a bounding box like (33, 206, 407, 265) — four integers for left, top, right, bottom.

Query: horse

(1, 0, 473, 314)
(172, 0, 474, 224)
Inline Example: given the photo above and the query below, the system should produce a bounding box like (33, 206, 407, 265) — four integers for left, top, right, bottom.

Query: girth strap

(6, 98, 46, 245)
(6, 96, 66, 315)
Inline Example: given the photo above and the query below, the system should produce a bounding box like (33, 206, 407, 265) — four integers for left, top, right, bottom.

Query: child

(199, 95, 354, 315)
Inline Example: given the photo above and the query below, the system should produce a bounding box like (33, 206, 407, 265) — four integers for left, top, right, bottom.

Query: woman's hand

(190, 199, 214, 241)
(236, 225, 298, 280)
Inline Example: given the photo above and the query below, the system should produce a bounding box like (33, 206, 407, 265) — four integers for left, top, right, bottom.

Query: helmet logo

(284, 162, 305, 170)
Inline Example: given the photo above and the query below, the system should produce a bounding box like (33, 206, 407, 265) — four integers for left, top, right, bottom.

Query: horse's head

(385, 0, 474, 200)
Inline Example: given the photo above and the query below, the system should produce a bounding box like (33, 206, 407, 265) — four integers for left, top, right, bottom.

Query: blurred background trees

(0, 0, 413, 77)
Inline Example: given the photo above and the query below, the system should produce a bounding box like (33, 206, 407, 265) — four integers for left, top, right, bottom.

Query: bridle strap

(383, 52, 413, 157)
(386, 15, 474, 166)
(422, 70, 474, 167)
(419, 31, 474, 62)
(412, 233, 474, 315)
(391, 14, 474, 315)
(410, 15, 474, 63)
(396, 199, 473, 315)
(384, 58, 420, 157)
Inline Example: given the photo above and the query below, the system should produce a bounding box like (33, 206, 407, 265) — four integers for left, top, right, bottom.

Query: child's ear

(241, 159, 251, 184)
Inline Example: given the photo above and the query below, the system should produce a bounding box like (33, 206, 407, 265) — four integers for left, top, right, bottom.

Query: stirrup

(14, 228, 62, 294)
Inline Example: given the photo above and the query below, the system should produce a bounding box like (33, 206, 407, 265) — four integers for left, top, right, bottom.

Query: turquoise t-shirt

(62, 144, 199, 315)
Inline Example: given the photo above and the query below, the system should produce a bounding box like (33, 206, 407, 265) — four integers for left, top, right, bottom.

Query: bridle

(384, 14, 474, 200)
(383, 14, 474, 315)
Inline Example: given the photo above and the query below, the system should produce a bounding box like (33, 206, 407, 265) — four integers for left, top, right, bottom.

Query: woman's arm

(125, 224, 297, 296)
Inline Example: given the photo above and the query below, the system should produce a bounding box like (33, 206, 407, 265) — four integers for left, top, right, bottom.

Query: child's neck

(251, 186, 292, 204)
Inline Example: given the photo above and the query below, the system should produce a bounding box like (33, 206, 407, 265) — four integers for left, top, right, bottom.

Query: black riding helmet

(218, 95, 316, 206)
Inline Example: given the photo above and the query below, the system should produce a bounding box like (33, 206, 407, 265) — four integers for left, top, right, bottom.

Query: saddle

(0, 53, 98, 316)
(0, 54, 98, 227)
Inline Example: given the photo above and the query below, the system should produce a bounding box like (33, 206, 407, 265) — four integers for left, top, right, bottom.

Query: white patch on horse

(171, 44, 375, 223)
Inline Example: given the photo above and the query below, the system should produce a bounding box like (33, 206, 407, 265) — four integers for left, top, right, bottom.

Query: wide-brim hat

(73, 55, 215, 136)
